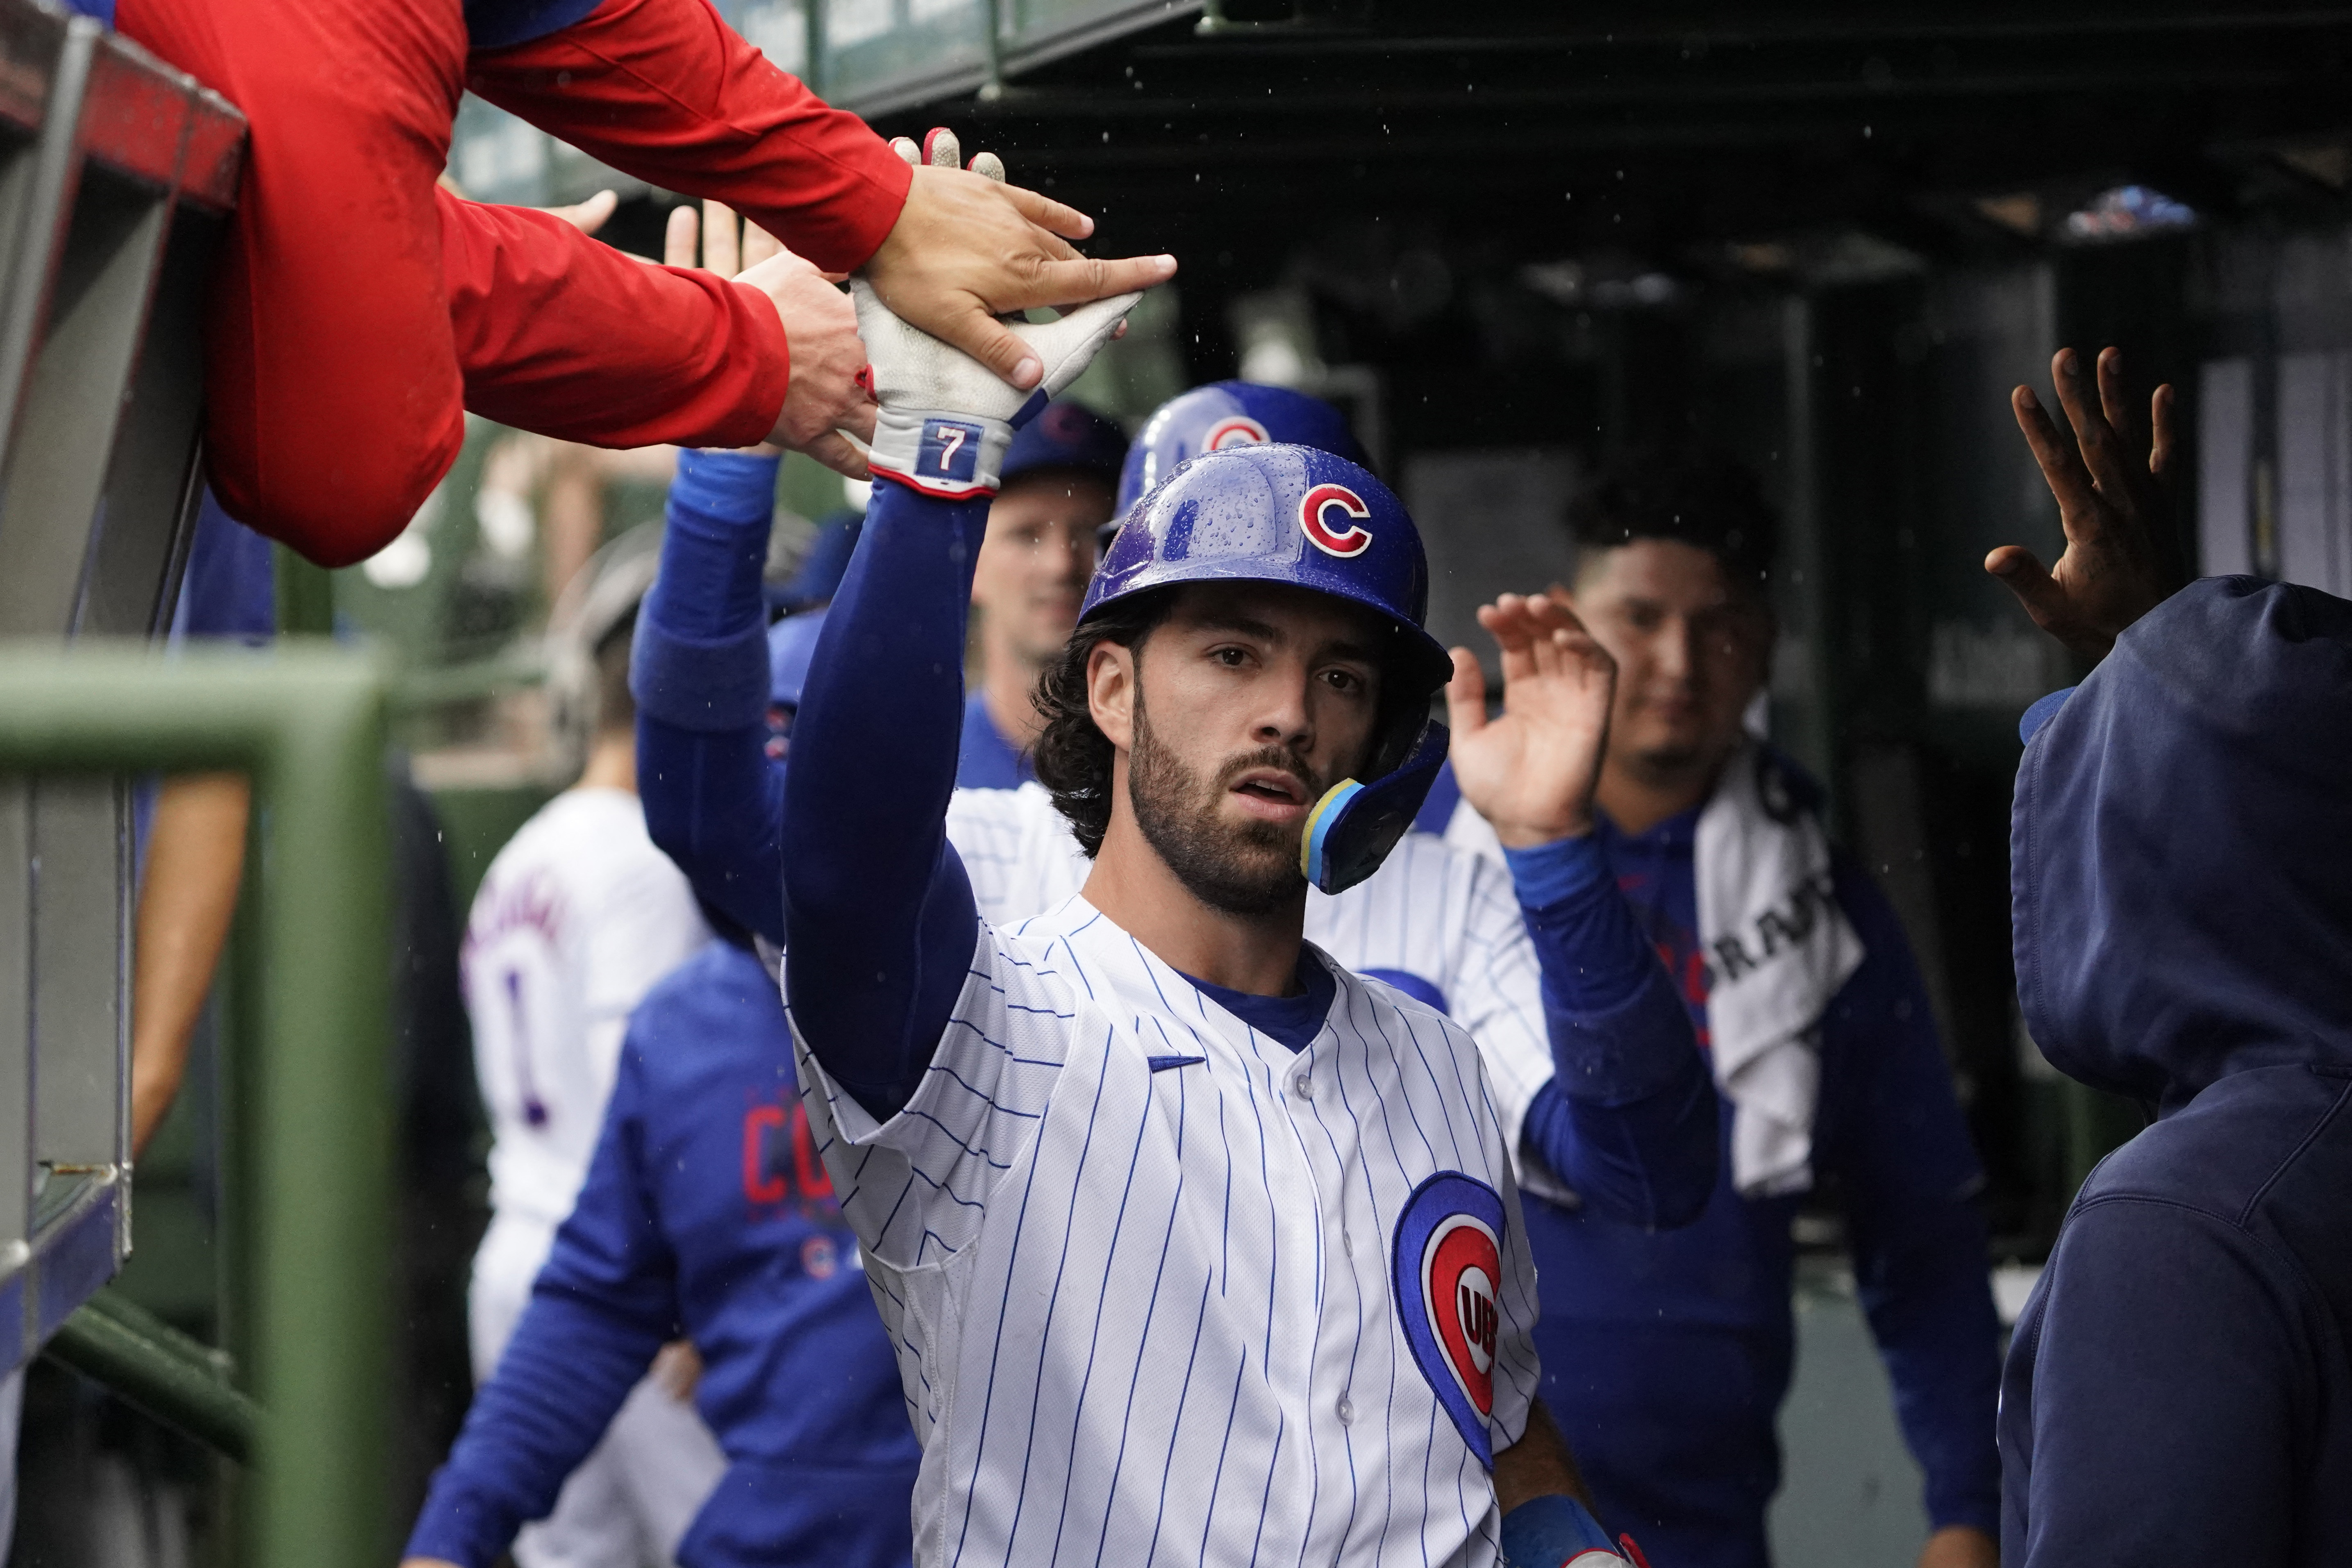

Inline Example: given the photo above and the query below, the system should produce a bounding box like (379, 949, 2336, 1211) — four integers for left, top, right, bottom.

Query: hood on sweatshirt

(2011, 575, 2352, 1114)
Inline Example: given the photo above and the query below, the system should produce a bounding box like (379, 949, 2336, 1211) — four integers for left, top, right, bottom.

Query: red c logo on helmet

(1300, 483, 1374, 558)
(1204, 416, 1269, 451)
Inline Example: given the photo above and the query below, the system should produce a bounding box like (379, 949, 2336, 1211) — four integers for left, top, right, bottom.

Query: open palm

(1991, 345, 2188, 658)
(1445, 593, 1616, 849)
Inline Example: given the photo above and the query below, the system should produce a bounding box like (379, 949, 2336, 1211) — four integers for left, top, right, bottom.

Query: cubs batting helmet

(1086, 442, 1450, 895)
(1116, 382, 1366, 514)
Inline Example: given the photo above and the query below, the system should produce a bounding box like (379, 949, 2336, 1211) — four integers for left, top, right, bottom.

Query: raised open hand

(1990, 345, 2188, 659)
(668, 198, 875, 477)
(863, 127, 1173, 392)
(1444, 593, 1616, 849)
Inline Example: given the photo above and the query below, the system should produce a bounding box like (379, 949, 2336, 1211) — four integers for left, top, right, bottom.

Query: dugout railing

(0, 0, 375, 1555)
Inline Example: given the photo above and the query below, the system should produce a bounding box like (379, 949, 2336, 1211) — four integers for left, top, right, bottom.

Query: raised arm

(781, 279, 1136, 1120)
(404, 1049, 680, 1568)
(632, 446, 791, 945)
(473, 12, 1175, 391)
(1447, 593, 1717, 1227)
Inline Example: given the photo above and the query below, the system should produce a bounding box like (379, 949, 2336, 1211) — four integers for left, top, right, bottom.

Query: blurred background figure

(1436, 452, 2003, 1568)
(955, 402, 1128, 787)
(458, 530, 721, 1568)
(402, 612, 916, 1568)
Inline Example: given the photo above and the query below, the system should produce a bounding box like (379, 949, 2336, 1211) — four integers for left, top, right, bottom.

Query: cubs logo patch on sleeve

(1391, 1170, 1507, 1467)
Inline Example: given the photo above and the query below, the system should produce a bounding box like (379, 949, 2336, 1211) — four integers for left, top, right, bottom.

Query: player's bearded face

(1118, 584, 1384, 917)
(1128, 690, 1326, 915)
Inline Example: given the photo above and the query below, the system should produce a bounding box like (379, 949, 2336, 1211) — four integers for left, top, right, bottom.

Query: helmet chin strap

(1299, 723, 1450, 894)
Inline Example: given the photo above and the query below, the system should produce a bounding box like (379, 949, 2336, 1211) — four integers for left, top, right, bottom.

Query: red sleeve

(467, 0, 913, 274)
(440, 193, 791, 451)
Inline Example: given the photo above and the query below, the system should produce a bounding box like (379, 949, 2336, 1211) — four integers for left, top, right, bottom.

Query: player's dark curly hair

(1030, 590, 1176, 857)
(1566, 447, 1780, 594)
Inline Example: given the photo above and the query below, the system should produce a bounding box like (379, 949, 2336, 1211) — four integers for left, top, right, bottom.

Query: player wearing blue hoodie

(1993, 348, 2352, 1568)
(402, 927, 918, 1568)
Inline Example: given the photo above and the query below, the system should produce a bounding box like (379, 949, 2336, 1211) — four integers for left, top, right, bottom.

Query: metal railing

(0, 645, 394, 1566)
(0, 0, 247, 1388)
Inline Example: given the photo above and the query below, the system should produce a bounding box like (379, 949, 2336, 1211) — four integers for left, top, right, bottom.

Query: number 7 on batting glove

(852, 280, 1141, 500)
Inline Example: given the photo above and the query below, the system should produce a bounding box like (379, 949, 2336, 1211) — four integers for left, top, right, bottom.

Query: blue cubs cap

(767, 511, 861, 614)
(1086, 442, 1453, 895)
(1117, 382, 1366, 514)
(768, 607, 829, 711)
(1001, 399, 1127, 491)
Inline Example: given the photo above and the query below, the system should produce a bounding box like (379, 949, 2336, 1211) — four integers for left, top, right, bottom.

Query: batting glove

(853, 127, 1142, 500)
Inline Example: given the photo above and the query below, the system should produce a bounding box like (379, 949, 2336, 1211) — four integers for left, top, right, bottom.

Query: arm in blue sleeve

(780, 477, 986, 1122)
(1821, 857, 2002, 1538)
(1506, 834, 1719, 1230)
(405, 1051, 679, 1567)
(631, 449, 789, 945)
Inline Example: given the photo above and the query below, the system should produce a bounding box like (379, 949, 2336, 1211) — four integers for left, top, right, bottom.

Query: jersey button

(1335, 1395, 1354, 1425)
(1292, 1071, 1313, 1099)
(1342, 1230, 1354, 1258)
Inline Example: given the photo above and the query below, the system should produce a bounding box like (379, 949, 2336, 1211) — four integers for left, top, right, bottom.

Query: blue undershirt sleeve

(1822, 859, 2002, 1538)
(1505, 834, 1719, 1230)
(632, 449, 789, 945)
(780, 477, 986, 1121)
(405, 1050, 680, 1568)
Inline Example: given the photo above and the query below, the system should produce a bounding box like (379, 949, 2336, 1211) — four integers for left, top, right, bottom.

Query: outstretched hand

(668, 198, 876, 477)
(1445, 593, 1616, 850)
(1991, 345, 2188, 659)
(861, 127, 1175, 392)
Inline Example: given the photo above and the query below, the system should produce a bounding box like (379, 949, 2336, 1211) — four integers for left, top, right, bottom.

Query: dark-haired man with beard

(768, 275, 1655, 1568)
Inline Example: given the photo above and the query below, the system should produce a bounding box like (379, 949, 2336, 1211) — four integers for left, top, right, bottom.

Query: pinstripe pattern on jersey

(942, 785, 1565, 1200)
(791, 893, 1540, 1568)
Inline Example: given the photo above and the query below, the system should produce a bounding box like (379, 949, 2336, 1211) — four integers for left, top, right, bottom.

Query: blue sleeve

(1818, 857, 2002, 1538)
(1505, 835, 1719, 1230)
(405, 1050, 679, 1568)
(2009, 1199, 2305, 1568)
(781, 478, 986, 1121)
(632, 450, 789, 945)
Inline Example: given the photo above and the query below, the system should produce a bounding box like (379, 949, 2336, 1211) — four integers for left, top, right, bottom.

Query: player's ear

(1087, 639, 1138, 752)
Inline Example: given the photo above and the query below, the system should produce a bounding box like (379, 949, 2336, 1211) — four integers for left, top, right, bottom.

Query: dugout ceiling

(867, 1, 2352, 274)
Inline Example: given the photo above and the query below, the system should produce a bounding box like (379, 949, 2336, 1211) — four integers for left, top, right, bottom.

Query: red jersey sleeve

(468, 0, 913, 274)
(440, 192, 792, 451)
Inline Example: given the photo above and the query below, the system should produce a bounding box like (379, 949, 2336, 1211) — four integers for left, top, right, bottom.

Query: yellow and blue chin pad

(1299, 724, 1450, 895)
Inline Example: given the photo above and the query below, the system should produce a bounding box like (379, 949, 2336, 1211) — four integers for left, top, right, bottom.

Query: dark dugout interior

(870, 0, 2352, 1255)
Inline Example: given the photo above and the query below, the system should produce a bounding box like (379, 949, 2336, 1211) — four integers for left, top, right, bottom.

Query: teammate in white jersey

(769, 226, 1652, 1564)
(461, 534, 725, 1568)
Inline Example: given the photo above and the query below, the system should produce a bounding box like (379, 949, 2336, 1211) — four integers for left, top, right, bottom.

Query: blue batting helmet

(1085, 442, 1451, 895)
(1116, 382, 1366, 514)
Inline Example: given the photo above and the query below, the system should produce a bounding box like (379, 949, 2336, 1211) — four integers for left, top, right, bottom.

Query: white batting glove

(852, 128, 1143, 499)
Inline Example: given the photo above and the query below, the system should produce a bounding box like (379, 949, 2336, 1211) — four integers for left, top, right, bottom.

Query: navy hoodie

(2000, 576, 2352, 1568)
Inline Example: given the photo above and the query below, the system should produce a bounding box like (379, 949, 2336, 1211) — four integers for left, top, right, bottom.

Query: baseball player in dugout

(756, 130, 1666, 1568)
(1425, 456, 2004, 1568)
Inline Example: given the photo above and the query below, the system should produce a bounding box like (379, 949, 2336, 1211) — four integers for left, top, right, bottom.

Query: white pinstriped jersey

(944, 784, 1563, 1197)
(792, 894, 1542, 1568)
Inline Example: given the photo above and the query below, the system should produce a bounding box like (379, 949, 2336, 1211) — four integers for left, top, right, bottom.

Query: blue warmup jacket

(406, 939, 919, 1568)
(1525, 793, 2002, 1568)
(2000, 577, 2352, 1568)
(632, 449, 1716, 1218)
